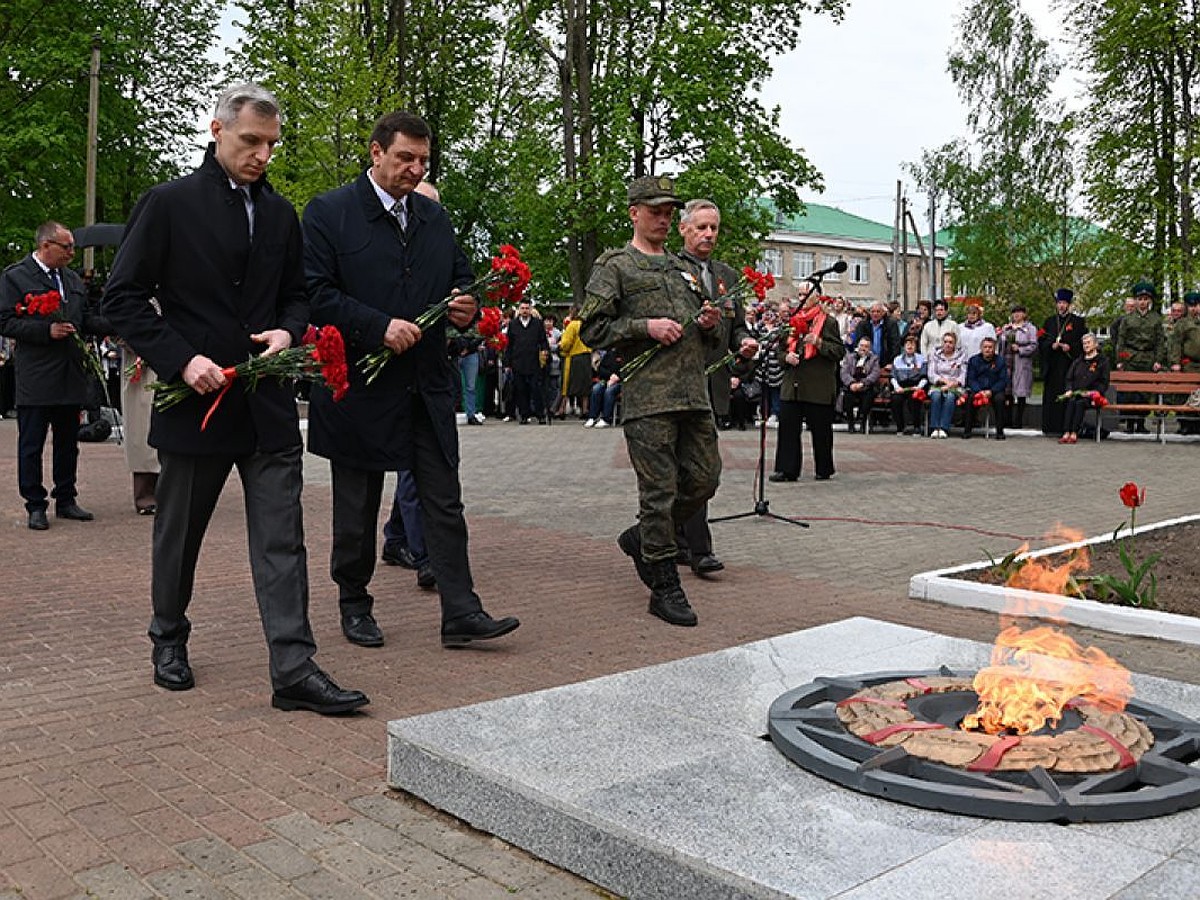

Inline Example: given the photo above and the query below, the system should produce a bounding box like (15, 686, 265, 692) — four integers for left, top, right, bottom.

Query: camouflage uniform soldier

(580, 176, 722, 626)
(1114, 281, 1165, 433)
(1168, 291, 1200, 434)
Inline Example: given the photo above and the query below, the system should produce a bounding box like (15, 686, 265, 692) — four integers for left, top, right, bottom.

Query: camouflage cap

(627, 175, 683, 208)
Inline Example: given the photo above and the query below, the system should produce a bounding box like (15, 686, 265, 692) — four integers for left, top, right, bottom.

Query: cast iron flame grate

(767, 667, 1200, 823)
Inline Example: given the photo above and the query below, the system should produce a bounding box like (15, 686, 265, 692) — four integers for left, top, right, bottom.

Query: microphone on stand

(806, 260, 848, 281)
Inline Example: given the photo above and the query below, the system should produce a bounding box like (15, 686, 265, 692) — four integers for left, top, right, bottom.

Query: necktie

(392, 200, 408, 232)
(701, 261, 715, 297)
(48, 268, 62, 295)
(239, 186, 255, 239)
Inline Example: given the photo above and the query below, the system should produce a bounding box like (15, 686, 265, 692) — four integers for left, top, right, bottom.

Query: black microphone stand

(709, 276, 829, 530)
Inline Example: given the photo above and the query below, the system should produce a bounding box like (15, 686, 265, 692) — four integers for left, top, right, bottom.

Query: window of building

(849, 256, 869, 284)
(820, 253, 842, 282)
(760, 248, 783, 278)
(792, 251, 814, 280)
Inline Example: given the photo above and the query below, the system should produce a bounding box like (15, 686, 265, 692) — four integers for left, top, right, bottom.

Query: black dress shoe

(416, 564, 436, 590)
(768, 472, 797, 482)
(341, 613, 384, 647)
(814, 473, 833, 481)
(56, 503, 94, 521)
(272, 669, 369, 715)
(27, 509, 49, 530)
(441, 611, 520, 646)
(995, 432, 1007, 441)
(691, 553, 725, 575)
(381, 544, 419, 569)
(153, 645, 195, 691)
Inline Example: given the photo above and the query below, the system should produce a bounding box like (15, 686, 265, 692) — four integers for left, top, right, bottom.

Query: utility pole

(900, 195, 909, 307)
(928, 191, 938, 302)
(905, 208, 928, 302)
(84, 32, 101, 276)
(890, 180, 901, 306)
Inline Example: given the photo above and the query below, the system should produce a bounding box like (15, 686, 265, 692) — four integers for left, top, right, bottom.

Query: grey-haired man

(104, 83, 367, 715)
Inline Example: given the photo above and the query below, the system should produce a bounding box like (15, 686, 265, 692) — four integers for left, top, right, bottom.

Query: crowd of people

(3, 82, 1199, 713)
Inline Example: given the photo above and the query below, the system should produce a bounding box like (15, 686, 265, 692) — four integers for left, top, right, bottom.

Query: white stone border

(909, 514, 1200, 646)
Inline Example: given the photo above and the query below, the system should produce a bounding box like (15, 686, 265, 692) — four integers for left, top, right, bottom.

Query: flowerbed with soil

(957, 520, 1200, 619)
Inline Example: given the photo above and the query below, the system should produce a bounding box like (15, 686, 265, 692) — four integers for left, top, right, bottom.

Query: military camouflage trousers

(623, 410, 721, 562)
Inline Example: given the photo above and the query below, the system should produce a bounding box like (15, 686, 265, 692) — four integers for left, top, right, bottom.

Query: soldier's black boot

(617, 526, 655, 589)
(645, 559, 698, 627)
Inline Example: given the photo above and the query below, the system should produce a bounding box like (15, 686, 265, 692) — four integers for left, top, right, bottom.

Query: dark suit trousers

(17, 405, 81, 512)
(331, 396, 482, 624)
(774, 400, 835, 479)
(151, 447, 318, 690)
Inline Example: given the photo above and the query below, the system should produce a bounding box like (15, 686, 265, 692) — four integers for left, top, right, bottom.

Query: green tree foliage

(909, 0, 1100, 322)
(1063, 0, 1200, 301)
(0, 0, 219, 263)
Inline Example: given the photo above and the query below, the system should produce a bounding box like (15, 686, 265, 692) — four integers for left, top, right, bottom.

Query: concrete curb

(909, 514, 1200, 647)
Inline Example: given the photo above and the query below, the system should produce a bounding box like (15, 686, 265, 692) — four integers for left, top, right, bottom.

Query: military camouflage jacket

(1114, 309, 1164, 369)
(580, 243, 719, 421)
(1168, 315, 1200, 371)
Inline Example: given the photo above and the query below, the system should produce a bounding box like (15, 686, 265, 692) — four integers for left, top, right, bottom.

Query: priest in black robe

(1039, 288, 1088, 435)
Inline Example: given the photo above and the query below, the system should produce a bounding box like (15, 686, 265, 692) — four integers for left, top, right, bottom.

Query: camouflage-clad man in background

(1113, 281, 1165, 434)
(1168, 291, 1200, 435)
(580, 176, 722, 627)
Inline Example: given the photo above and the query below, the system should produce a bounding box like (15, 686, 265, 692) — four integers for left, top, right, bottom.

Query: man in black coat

(1039, 288, 1088, 436)
(0, 221, 106, 529)
(102, 83, 367, 715)
(302, 110, 519, 650)
(503, 298, 550, 423)
(852, 302, 901, 379)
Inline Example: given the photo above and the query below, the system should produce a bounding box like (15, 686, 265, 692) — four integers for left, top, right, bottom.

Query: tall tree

(910, 0, 1096, 320)
(0, 0, 219, 262)
(1063, 0, 1200, 301)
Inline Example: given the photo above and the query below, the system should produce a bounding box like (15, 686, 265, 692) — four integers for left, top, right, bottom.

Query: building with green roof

(757, 200, 950, 310)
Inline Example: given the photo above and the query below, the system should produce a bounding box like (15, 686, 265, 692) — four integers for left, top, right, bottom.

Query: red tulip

(1119, 482, 1145, 509)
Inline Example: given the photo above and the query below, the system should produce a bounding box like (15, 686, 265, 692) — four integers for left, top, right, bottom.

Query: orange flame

(965, 526, 1133, 735)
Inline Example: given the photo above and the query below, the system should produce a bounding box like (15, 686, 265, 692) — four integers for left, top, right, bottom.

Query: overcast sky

(207, 0, 1072, 232)
(761, 0, 1074, 228)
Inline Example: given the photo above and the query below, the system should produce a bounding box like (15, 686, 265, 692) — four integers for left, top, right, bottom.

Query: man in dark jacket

(302, 110, 518, 650)
(852, 302, 900, 376)
(964, 336, 1008, 439)
(0, 222, 107, 529)
(503, 298, 550, 423)
(102, 83, 367, 715)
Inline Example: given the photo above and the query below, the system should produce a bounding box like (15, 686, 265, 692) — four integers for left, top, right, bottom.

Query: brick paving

(0, 414, 1197, 898)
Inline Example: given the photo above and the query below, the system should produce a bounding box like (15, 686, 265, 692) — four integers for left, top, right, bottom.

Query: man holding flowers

(103, 83, 367, 715)
(302, 110, 519, 650)
(580, 175, 723, 627)
(0, 221, 109, 530)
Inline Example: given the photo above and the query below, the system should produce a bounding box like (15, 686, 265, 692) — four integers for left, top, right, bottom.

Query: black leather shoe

(56, 503, 94, 521)
(814, 473, 833, 481)
(28, 509, 49, 530)
(441, 611, 521, 647)
(381, 544, 419, 569)
(691, 553, 725, 576)
(961, 430, 973, 440)
(995, 432, 1007, 441)
(768, 472, 797, 483)
(272, 669, 369, 715)
(153, 645, 195, 691)
(341, 613, 384, 647)
(416, 564, 436, 590)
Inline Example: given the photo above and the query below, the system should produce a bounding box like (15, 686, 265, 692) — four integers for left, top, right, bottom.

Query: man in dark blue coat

(302, 111, 519, 649)
(103, 83, 367, 715)
(964, 336, 1008, 440)
(0, 222, 107, 529)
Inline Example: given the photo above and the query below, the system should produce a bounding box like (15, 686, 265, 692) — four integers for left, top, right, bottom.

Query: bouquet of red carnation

(1117, 350, 1132, 361)
(1057, 389, 1108, 408)
(971, 392, 989, 407)
(151, 325, 350, 430)
(360, 245, 531, 385)
(15, 289, 105, 385)
(912, 388, 929, 403)
(627, 266, 773, 382)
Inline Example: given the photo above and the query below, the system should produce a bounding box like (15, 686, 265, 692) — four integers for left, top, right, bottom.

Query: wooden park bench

(1101, 370, 1200, 442)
